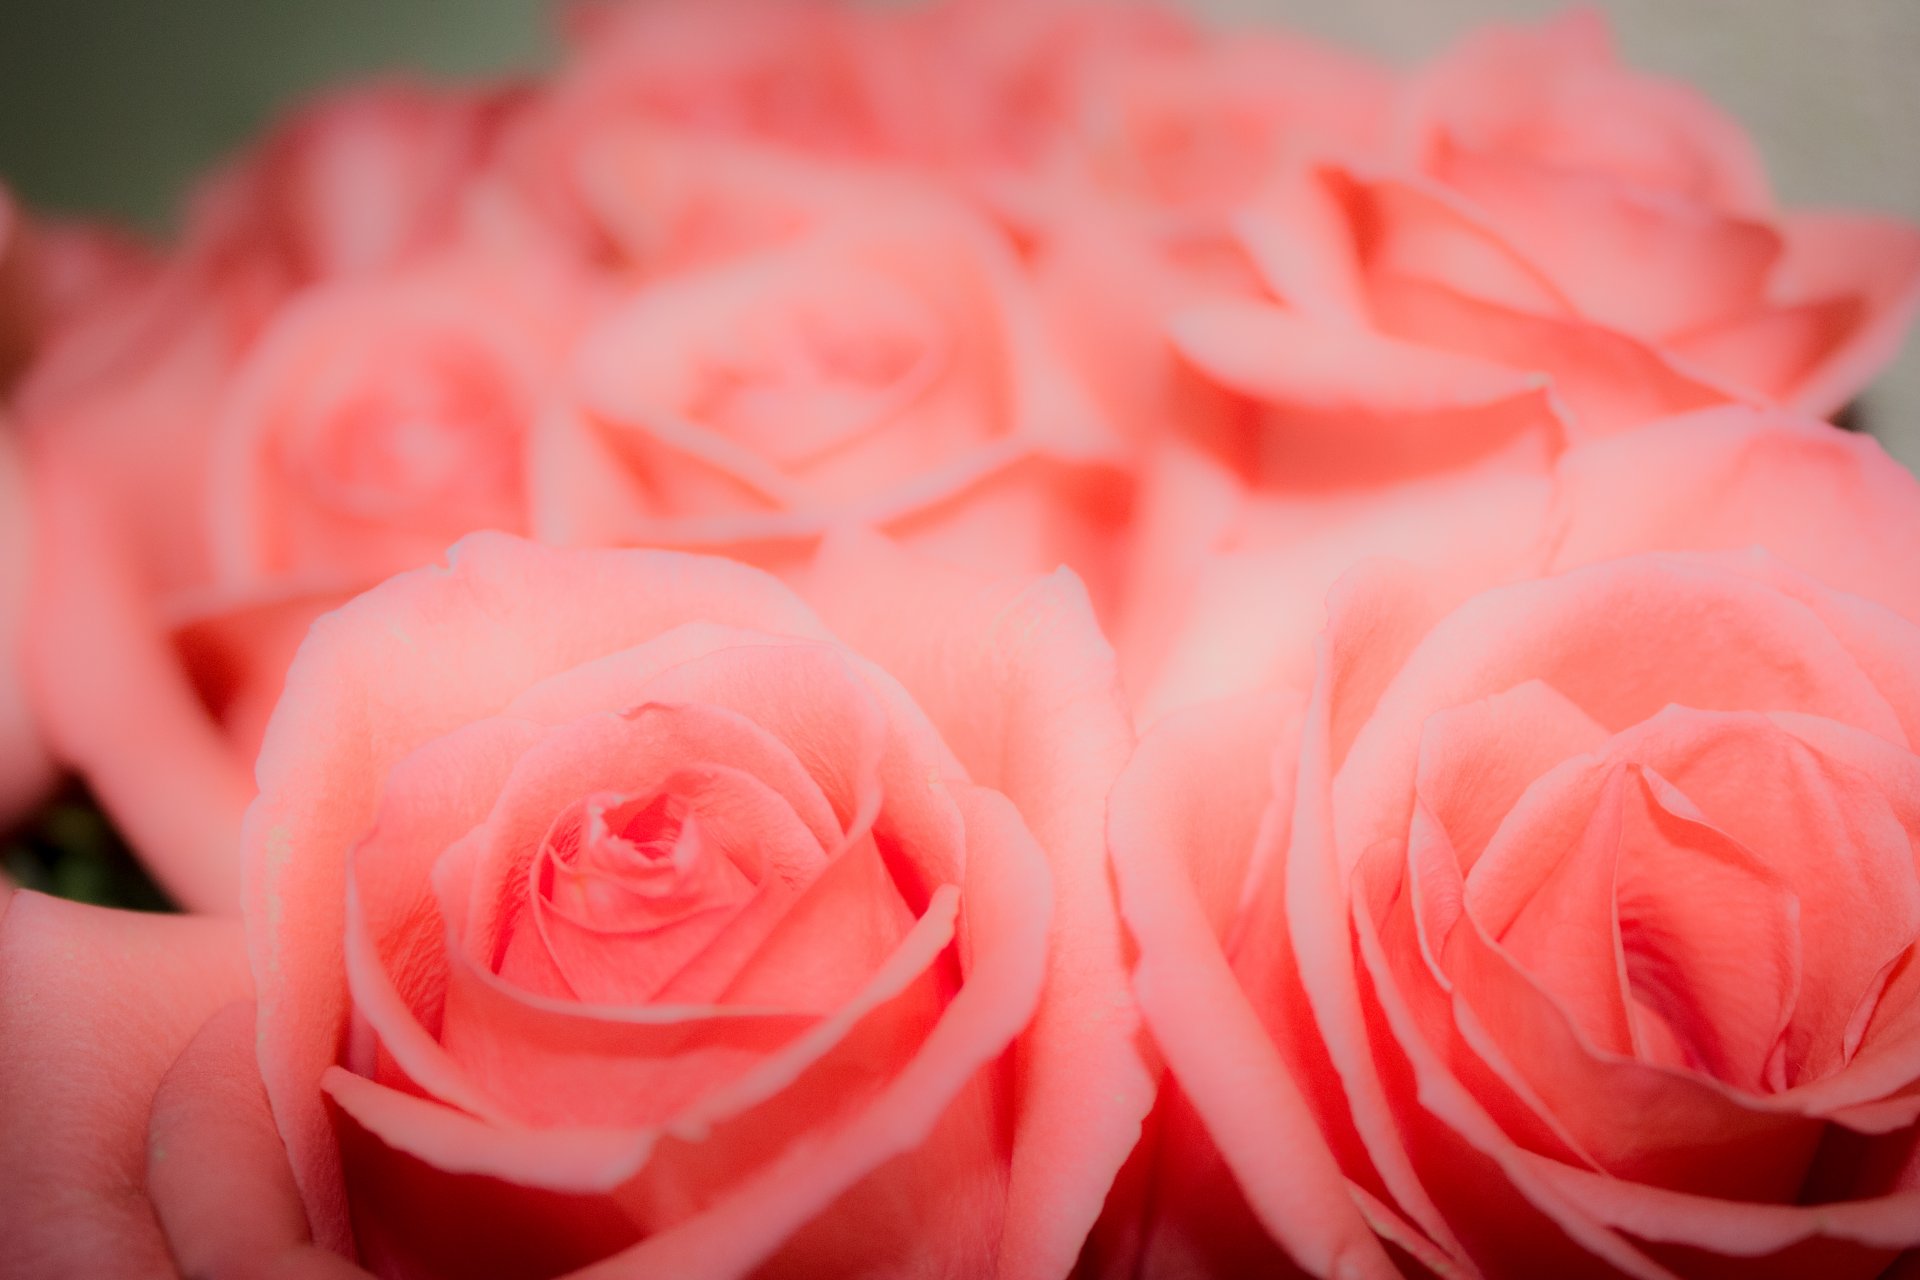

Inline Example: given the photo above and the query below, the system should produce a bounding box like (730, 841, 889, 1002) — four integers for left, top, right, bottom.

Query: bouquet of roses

(3, 2, 1919, 1277)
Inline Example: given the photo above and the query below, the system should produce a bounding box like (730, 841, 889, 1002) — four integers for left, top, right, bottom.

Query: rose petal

(1429, 143, 1783, 338)
(28, 448, 253, 911)
(806, 528, 1157, 1278)
(1551, 408, 1920, 629)
(0, 429, 53, 826)
(148, 1001, 318, 1280)
(1110, 694, 1402, 1278)
(568, 784, 1052, 1280)
(0, 892, 251, 1276)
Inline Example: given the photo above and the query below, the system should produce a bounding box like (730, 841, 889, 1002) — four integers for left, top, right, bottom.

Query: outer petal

(0, 427, 53, 826)
(246, 533, 833, 1250)
(0, 891, 251, 1278)
(1765, 214, 1920, 418)
(24, 444, 254, 911)
(1550, 407, 1920, 624)
(804, 530, 1154, 1280)
(1110, 694, 1402, 1279)
(148, 1002, 324, 1280)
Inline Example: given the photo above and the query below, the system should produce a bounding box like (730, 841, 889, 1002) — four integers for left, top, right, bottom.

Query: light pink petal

(1414, 679, 1610, 876)
(1335, 169, 1577, 318)
(1602, 710, 1920, 1087)
(1666, 295, 1866, 412)
(203, 259, 567, 584)
(0, 892, 251, 1277)
(1404, 13, 1770, 215)
(505, 634, 879, 836)
(565, 193, 1119, 552)
(1279, 563, 1473, 1258)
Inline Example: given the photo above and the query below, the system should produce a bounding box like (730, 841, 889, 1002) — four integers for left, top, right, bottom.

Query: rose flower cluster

(3, 2, 1920, 1278)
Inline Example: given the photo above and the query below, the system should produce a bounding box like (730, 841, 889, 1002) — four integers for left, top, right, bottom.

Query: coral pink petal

(504, 632, 875, 835)
(1550, 409, 1920, 625)
(1432, 147, 1783, 337)
(322, 1065, 657, 1188)
(806, 529, 1157, 1277)
(1413, 679, 1610, 875)
(246, 535, 831, 1250)
(1111, 696, 1401, 1279)
(569, 785, 1052, 1280)
(1770, 212, 1920, 418)
(345, 716, 548, 1116)
(1529, 1154, 1920, 1258)
(1138, 465, 1556, 720)
(0, 892, 250, 1277)
(1171, 295, 1556, 417)
(27, 448, 253, 911)
(1365, 271, 1739, 435)
(148, 1001, 319, 1280)
(1336, 553, 1907, 861)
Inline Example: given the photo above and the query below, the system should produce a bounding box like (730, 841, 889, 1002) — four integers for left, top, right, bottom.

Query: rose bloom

(1111, 408, 1920, 1278)
(1100, 10, 1920, 712)
(1008, 1, 1395, 454)
(24, 237, 590, 911)
(1225, 12, 1920, 429)
(541, 180, 1127, 602)
(0, 532, 1150, 1280)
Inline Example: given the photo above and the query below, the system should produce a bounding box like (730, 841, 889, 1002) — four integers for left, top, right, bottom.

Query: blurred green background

(0, 0, 555, 229)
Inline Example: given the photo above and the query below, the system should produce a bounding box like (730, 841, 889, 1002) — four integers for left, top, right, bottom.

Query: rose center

(290, 339, 524, 526)
(537, 790, 752, 933)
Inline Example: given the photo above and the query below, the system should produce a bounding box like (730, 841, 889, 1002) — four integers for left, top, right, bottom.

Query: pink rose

(0, 532, 1151, 1279)
(25, 249, 591, 910)
(541, 187, 1129, 608)
(1012, 3, 1395, 450)
(181, 79, 524, 292)
(980, 5, 1393, 242)
(1112, 410, 1920, 1277)
(1228, 12, 1920, 431)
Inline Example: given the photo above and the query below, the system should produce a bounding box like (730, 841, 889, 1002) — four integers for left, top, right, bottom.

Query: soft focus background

(1, 0, 1916, 905)
(2, 0, 1917, 464)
